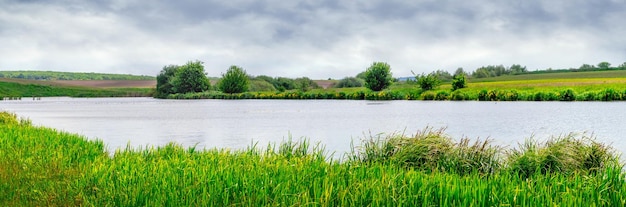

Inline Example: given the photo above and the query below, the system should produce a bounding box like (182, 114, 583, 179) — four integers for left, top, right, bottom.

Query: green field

(0, 79, 153, 98)
(1, 112, 624, 206)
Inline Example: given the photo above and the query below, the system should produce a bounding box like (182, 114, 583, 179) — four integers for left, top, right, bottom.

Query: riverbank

(1, 112, 624, 206)
(167, 78, 626, 101)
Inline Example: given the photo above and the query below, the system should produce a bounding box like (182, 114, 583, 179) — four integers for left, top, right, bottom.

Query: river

(1, 97, 624, 158)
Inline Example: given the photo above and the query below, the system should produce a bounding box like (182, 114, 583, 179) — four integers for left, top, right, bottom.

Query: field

(1, 112, 625, 206)
(0, 78, 154, 98)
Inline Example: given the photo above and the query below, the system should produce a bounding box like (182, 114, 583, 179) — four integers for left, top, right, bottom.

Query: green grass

(0, 81, 153, 98)
(1, 112, 625, 206)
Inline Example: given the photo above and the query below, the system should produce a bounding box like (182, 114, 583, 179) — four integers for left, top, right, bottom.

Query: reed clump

(351, 127, 501, 175)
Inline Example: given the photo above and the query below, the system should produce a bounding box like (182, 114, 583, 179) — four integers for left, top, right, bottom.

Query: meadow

(0, 79, 153, 98)
(1, 112, 624, 206)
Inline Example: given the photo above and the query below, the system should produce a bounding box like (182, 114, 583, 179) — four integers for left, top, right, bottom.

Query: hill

(0, 70, 155, 81)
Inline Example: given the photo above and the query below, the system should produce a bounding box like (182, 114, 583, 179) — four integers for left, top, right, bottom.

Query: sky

(1, 0, 625, 79)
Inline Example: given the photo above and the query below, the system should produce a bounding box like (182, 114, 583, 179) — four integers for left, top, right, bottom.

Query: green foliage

(364, 62, 393, 91)
(471, 64, 527, 78)
(356, 71, 367, 80)
(597, 62, 611, 70)
(451, 74, 467, 91)
(248, 79, 276, 92)
(294, 77, 320, 92)
(155, 65, 180, 98)
(273, 77, 296, 92)
(218, 65, 249, 94)
(415, 72, 441, 91)
(170, 61, 211, 94)
(334, 77, 364, 88)
(0, 71, 154, 80)
(433, 69, 452, 82)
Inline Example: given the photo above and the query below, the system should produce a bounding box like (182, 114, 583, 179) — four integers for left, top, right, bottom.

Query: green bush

(421, 91, 436, 100)
(560, 89, 576, 101)
(450, 91, 469, 101)
(435, 91, 449, 100)
(218, 65, 250, 94)
(364, 62, 393, 91)
(415, 72, 441, 91)
(600, 88, 622, 101)
(451, 74, 467, 91)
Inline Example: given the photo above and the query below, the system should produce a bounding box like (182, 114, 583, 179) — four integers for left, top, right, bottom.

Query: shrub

(478, 90, 489, 101)
(218, 65, 250, 94)
(560, 89, 576, 101)
(155, 65, 180, 98)
(364, 62, 393, 91)
(435, 91, 449, 100)
(600, 88, 621, 101)
(451, 74, 467, 91)
(415, 72, 441, 91)
(421, 91, 436, 100)
(450, 91, 469, 101)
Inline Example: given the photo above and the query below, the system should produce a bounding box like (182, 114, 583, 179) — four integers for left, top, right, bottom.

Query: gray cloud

(1, 0, 625, 78)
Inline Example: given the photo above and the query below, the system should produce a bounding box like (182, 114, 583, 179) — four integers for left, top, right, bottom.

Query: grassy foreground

(1, 112, 625, 206)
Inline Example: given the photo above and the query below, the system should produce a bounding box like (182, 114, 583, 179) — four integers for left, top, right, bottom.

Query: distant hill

(0, 71, 155, 81)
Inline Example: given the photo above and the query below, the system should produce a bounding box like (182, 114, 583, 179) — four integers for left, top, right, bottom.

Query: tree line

(156, 60, 626, 98)
(155, 61, 321, 98)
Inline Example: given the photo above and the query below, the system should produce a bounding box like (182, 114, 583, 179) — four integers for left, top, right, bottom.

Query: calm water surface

(1, 97, 625, 158)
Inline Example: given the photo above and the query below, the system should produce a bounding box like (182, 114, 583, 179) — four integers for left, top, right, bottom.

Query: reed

(1, 112, 625, 206)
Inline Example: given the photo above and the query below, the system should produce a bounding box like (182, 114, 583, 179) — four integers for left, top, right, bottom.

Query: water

(1, 97, 625, 158)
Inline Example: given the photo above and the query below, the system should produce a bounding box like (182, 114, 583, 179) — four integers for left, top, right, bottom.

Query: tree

(294, 77, 319, 92)
(414, 71, 441, 91)
(509, 64, 528, 74)
(155, 65, 180, 98)
(356, 71, 367, 80)
(619, 62, 626, 70)
(334, 77, 364, 88)
(170, 61, 211, 94)
(472, 68, 490, 78)
(218, 65, 250, 94)
(451, 74, 467, 91)
(453, 67, 467, 77)
(364, 62, 393, 91)
(434, 70, 453, 81)
(597, 62, 611, 70)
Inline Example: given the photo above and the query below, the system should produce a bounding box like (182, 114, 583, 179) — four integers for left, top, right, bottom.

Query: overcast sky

(1, 0, 625, 79)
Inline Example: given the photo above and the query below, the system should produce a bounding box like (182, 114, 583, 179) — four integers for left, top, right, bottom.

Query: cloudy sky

(1, 0, 625, 79)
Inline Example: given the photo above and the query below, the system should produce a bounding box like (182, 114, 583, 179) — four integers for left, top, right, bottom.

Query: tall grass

(1, 112, 625, 206)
